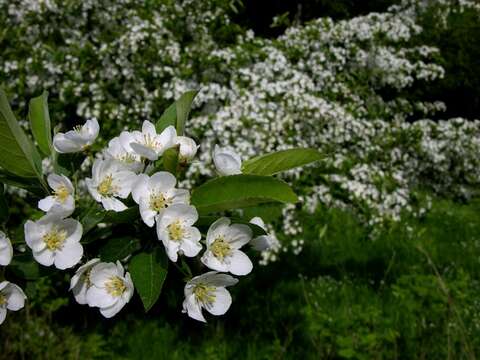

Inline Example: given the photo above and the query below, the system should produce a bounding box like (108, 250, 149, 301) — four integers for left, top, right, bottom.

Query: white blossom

(69, 258, 101, 305)
(0, 281, 26, 325)
(38, 173, 75, 216)
(24, 214, 83, 269)
(156, 204, 202, 262)
(86, 158, 138, 212)
(120, 121, 176, 161)
(201, 217, 253, 276)
(86, 261, 134, 318)
(182, 271, 238, 322)
(213, 145, 242, 176)
(53, 118, 99, 153)
(176, 136, 199, 163)
(104, 137, 144, 173)
(132, 172, 189, 227)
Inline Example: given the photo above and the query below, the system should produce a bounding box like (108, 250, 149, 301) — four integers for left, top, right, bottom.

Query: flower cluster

(1, 111, 278, 323)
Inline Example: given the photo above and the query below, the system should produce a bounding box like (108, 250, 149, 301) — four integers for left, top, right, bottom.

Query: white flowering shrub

(0, 88, 321, 323)
(1, 0, 479, 261)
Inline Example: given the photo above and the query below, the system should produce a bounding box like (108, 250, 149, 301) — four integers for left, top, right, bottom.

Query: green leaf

(175, 90, 197, 135)
(191, 174, 298, 214)
(155, 90, 198, 135)
(8, 253, 56, 280)
(0, 169, 44, 196)
(0, 88, 44, 180)
(99, 236, 141, 262)
(129, 248, 168, 312)
(162, 146, 179, 174)
(242, 148, 323, 176)
(79, 203, 106, 233)
(28, 91, 52, 156)
(104, 206, 139, 224)
(0, 183, 8, 224)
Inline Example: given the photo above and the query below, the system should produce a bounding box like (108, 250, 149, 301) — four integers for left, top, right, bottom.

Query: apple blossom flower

(53, 118, 99, 153)
(69, 258, 101, 305)
(132, 172, 189, 227)
(0, 231, 13, 266)
(24, 214, 83, 270)
(104, 137, 144, 173)
(213, 145, 242, 176)
(249, 217, 274, 251)
(156, 204, 202, 262)
(0, 281, 26, 325)
(86, 158, 138, 212)
(182, 271, 238, 322)
(201, 217, 253, 276)
(120, 121, 176, 161)
(38, 173, 75, 216)
(176, 136, 198, 163)
(86, 261, 134, 318)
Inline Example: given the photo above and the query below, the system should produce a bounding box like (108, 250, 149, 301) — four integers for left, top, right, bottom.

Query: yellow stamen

(74, 125, 83, 132)
(119, 153, 137, 164)
(97, 175, 116, 196)
(105, 276, 126, 297)
(210, 236, 232, 261)
(168, 220, 185, 241)
(0, 294, 6, 306)
(149, 191, 171, 211)
(193, 283, 216, 305)
(143, 134, 159, 150)
(54, 185, 70, 203)
(43, 227, 67, 251)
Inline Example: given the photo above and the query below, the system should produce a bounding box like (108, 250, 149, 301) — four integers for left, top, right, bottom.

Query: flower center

(143, 134, 159, 150)
(43, 227, 67, 251)
(0, 294, 6, 306)
(74, 125, 83, 132)
(210, 236, 232, 261)
(168, 220, 185, 241)
(97, 175, 116, 196)
(149, 191, 171, 211)
(119, 153, 137, 164)
(105, 276, 126, 297)
(54, 185, 70, 203)
(193, 283, 216, 305)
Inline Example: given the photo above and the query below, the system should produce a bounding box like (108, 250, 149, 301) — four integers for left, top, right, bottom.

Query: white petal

(62, 218, 83, 243)
(249, 217, 266, 230)
(101, 197, 127, 212)
(183, 293, 206, 322)
(99, 299, 126, 318)
(54, 241, 83, 269)
(213, 146, 242, 176)
(228, 250, 253, 276)
(131, 143, 158, 161)
(115, 171, 138, 198)
(157, 126, 177, 154)
(90, 263, 118, 287)
(122, 273, 134, 303)
(86, 178, 102, 202)
(201, 251, 229, 272)
(53, 133, 82, 153)
(0, 233, 13, 266)
(71, 281, 88, 305)
(24, 220, 46, 252)
(206, 217, 230, 245)
(196, 272, 238, 287)
(206, 287, 232, 316)
(5, 284, 26, 311)
(149, 171, 176, 192)
(142, 120, 157, 137)
(47, 174, 73, 192)
(250, 235, 272, 251)
(86, 286, 116, 308)
(0, 308, 6, 325)
(226, 224, 252, 249)
(139, 200, 156, 227)
(33, 248, 55, 266)
(131, 174, 149, 204)
(180, 228, 202, 257)
(38, 196, 56, 212)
